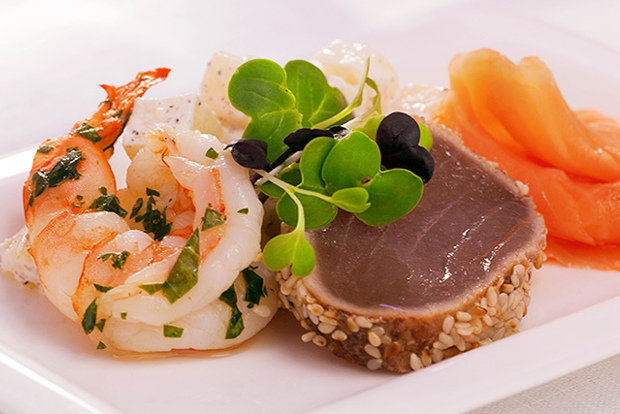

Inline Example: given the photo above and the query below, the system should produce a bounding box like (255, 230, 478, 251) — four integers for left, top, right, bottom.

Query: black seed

(376, 112, 421, 154)
(382, 145, 435, 183)
(230, 139, 271, 170)
(284, 128, 333, 151)
(376, 112, 434, 183)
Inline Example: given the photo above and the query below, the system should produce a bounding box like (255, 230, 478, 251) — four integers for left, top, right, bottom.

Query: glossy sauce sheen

(305, 126, 543, 313)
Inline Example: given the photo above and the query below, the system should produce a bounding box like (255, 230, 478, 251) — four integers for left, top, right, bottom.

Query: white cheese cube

(120, 94, 223, 159)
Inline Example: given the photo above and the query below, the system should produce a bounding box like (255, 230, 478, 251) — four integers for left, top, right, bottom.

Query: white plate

(1, 1, 620, 413)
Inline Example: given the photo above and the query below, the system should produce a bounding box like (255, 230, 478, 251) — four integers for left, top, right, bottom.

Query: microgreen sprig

(227, 56, 433, 277)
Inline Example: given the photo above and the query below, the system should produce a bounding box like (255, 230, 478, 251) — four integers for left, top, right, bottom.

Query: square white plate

(1, 1, 619, 413)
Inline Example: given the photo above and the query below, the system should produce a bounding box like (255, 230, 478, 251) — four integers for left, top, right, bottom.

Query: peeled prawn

(23, 70, 277, 352)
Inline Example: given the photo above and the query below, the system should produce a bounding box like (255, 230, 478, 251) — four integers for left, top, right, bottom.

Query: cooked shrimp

(24, 70, 276, 352)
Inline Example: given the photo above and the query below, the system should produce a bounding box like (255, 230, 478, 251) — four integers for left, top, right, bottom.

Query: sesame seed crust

(276, 250, 545, 373)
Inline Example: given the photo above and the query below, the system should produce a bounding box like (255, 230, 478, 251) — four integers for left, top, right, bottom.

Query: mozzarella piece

(120, 94, 223, 159)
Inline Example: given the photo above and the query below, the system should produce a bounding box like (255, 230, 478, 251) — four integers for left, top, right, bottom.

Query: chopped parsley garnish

(81, 298, 107, 335)
(163, 324, 184, 338)
(139, 228, 200, 303)
(29, 147, 82, 206)
(205, 147, 219, 159)
(37, 145, 54, 154)
(237, 208, 249, 214)
(97, 250, 130, 270)
(219, 284, 244, 339)
(130, 198, 143, 219)
(133, 188, 171, 241)
(81, 299, 98, 334)
(139, 283, 164, 295)
(89, 187, 128, 217)
(94, 283, 113, 292)
(97, 342, 107, 350)
(120, 312, 127, 320)
(75, 122, 103, 143)
(95, 318, 106, 333)
(201, 205, 226, 231)
(242, 266, 266, 308)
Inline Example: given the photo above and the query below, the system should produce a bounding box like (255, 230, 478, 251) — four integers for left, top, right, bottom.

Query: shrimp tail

(72, 67, 171, 154)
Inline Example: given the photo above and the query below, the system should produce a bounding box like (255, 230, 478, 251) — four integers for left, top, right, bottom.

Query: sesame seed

(456, 311, 472, 322)
(501, 283, 514, 294)
(457, 326, 474, 337)
(308, 303, 324, 316)
(355, 316, 372, 329)
(370, 326, 385, 336)
(364, 344, 382, 359)
(492, 327, 506, 342)
(482, 314, 494, 326)
(323, 309, 338, 319)
(301, 331, 316, 342)
(318, 322, 337, 334)
(454, 322, 471, 330)
(443, 315, 455, 334)
(318, 315, 338, 326)
(421, 350, 432, 367)
(410, 353, 424, 371)
(308, 313, 319, 326)
(368, 331, 382, 347)
(346, 317, 360, 333)
(331, 330, 348, 341)
(312, 335, 327, 347)
(384, 342, 401, 359)
(367, 359, 383, 371)
(381, 335, 392, 345)
(438, 332, 455, 347)
(431, 348, 444, 363)
(486, 287, 498, 307)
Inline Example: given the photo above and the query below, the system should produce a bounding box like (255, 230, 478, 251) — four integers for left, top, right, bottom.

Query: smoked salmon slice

(437, 49, 620, 270)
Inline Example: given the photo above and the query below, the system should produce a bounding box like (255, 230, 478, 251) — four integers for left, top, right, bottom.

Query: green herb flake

(138, 229, 200, 304)
(242, 267, 265, 308)
(95, 318, 106, 333)
(163, 324, 184, 338)
(120, 312, 127, 320)
(75, 122, 103, 143)
(97, 341, 107, 350)
(29, 147, 83, 206)
(139, 283, 164, 295)
(81, 299, 98, 334)
(37, 145, 54, 154)
(237, 208, 249, 214)
(146, 188, 160, 197)
(219, 284, 244, 339)
(201, 206, 226, 231)
(134, 190, 171, 241)
(89, 191, 128, 218)
(159, 228, 200, 303)
(205, 147, 219, 160)
(130, 198, 144, 219)
(93, 284, 113, 293)
(97, 251, 130, 270)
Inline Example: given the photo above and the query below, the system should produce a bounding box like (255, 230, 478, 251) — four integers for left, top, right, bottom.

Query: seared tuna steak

(277, 123, 546, 372)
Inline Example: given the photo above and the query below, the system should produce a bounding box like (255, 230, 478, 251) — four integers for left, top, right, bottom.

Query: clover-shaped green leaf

(285, 60, 348, 127)
(228, 59, 303, 162)
(321, 131, 381, 193)
(262, 218, 316, 277)
(357, 169, 423, 226)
